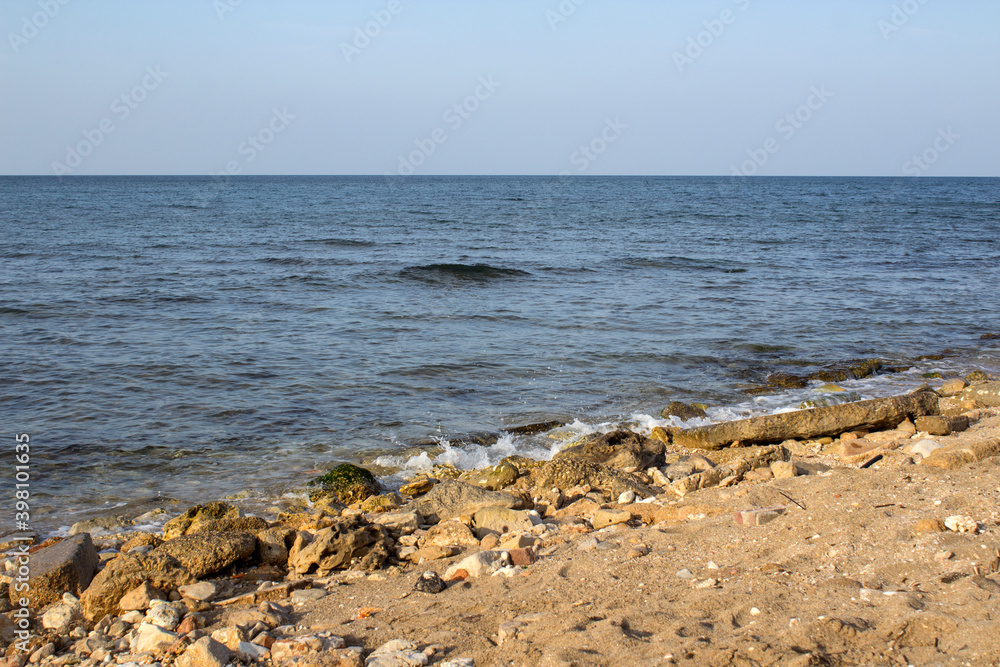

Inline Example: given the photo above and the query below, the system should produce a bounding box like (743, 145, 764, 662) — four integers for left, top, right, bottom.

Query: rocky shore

(3, 378, 1000, 667)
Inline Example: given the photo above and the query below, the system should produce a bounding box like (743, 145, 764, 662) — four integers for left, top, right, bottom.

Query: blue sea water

(1, 176, 998, 531)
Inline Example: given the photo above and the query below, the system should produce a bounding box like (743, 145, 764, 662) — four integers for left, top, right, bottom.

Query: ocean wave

(304, 238, 376, 247)
(398, 263, 532, 282)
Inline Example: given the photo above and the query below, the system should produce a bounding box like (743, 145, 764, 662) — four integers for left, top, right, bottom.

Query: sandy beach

(3, 378, 1000, 667)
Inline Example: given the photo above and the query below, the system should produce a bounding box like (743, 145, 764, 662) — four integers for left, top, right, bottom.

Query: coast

(3, 377, 1000, 666)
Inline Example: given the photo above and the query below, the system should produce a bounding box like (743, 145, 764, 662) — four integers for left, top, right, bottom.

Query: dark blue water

(2, 176, 998, 530)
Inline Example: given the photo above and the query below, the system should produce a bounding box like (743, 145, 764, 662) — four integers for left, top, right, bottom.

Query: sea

(2, 176, 998, 535)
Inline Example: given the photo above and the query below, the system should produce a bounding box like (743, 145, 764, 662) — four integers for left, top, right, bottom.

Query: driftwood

(673, 390, 939, 451)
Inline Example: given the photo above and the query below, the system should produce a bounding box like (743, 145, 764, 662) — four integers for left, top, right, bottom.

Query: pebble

(944, 515, 979, 534)
(365, 639, 429, 667)
(750, 607, 761, 616)
(178, 582, 217, 602)
(676, 569, 695, 581)
(290, 588, 328, 602)
(438, 659, 475, 667)
(144, 603, 182, 631)
(617, 490, 637, 505)
(577, 537, 599, 552)
(706, 561, 720, 570)
(414, 571, 446, 594)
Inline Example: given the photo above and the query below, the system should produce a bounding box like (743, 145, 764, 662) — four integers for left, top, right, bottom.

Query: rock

(145, 600, 183, 630)
(965, 370, 990, 384)
(360, 493, 403, 513)
(769, 461, 798, 479)
(41, 604, 79, 634)
(130, 622, 179, 654)
(119, 582, 167, 611)
(403, 546, 460, 563)
(499, 534, 539, 550)
(555, 429, 666, 471)
(365, 639, 429, 667)
(190, 516, 269, 535)
(176, 636, 231, 667)
(163, 502, 242, 540)
(121, 533, 163, 553)
(290, 588, 328, 602)
(464, 458, 520, 491)
(662, 401, 708, 421)
(7, 534, 98, 608)
(670, 445, 787, 498)
(906, 440, 944, 458)
(472, 507, 535, 539)
(287, 515, 391, 575)
(744, 467, 774, 482)
(938, 379, 967, 397)
(211, 626, 248, 651)
(914, 518, 945, 534)
(734, 507, 786, 526)
(237, 641, 269, 661)
(68, 516, 133, 536)
(577, 537, 599, 552)
(676, 569, 695, 580)
(270, 635, 346, 661)
(374, 511, 422, 535)
(406, 480, 526, 523)
(961, 381, 1000, 406)
(414, 571, 446, 594)
(507, 547, 537, 567)
(673, 391, 939, 450)
(532, 459, 655, 500)
(591, 508, 631, 530)
(178, 582, 217, 602)
(438, 660, 474, 667)
(618, 490, 636, 504)
(399, 479, 436, 497)
(897, 418, 917, 435)
(422, 520, 480, 547)
(915, 415, 969, 436)
(306, 463, 381, 505)
(80, 551, 194, 621)
(0, 614, 14, 644)
(443, 551, 507, 580)
(255, 527, 295, 566)
(154, 531, 256, 578)
(921, 438, 1000, 470)
(944, 515, 979, 533)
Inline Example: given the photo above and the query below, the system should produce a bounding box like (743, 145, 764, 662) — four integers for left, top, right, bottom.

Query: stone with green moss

(307, 463, 381, 505)
(965, 370, 989, 384)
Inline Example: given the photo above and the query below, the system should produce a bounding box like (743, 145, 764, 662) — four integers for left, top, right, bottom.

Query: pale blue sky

(1, 0, 997, 176)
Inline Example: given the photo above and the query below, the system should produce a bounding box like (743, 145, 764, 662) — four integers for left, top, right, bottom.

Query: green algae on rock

(307, 463, 381, 505)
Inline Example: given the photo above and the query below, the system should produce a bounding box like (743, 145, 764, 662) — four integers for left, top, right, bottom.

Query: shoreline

(3, 377, 1000, 666)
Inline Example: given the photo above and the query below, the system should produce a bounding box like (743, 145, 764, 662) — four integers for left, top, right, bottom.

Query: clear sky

(1, 0, 997, 176)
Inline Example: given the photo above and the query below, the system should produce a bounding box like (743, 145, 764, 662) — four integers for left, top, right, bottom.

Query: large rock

(306, 463, 381, 505)
(661, 402, 708, 421)
(287, 516, 391, 575)
(531, 459, 655, 499)
(405, 480, 527, 523)
(921, 438, 1000, 470)
(163, 502, 242, 540)
(471, 507, 535, 539)
(189, 516, 269, 535)
(961, 381, 1000, 407)
(176, 636, 231, 667)
(7, 534, 98, 609)
(80, 552, 194, 621)
(421, 521, 480, 548)
(255, 527, 296, 566)
(673, 391, 939, 451)
(153, 531, 256, 578)
(554, 430, 665, 471)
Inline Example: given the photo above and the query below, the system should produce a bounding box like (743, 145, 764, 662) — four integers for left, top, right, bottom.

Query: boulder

(915, 415, 969, 436)
(153, 531, 256, 578)
(119, 581, 166, 611)
(7, 534, 98, 609)
(163, 502, 242, 540)
(80, 552, 194, 621)
(255, 527, 296, 566)
(961, 381, 1000, 407)
(189, 516, 269, 535)
(921, 438, 1000, 470)
(286, 516, 391, 575)
(531, 459, 655, 500)
(461, 458, 520, 491)
(306, 463, 381, 505)
(661, 402, 708, 421)
(176, 636, 231, 667)
(405, 479, 527, 523)
(421, 521, 480, 548)
(130, 622, 179, 654)
(471, 507, 535, 539)
(555, 429, 665, 471)
(673, 391, 939, 450)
